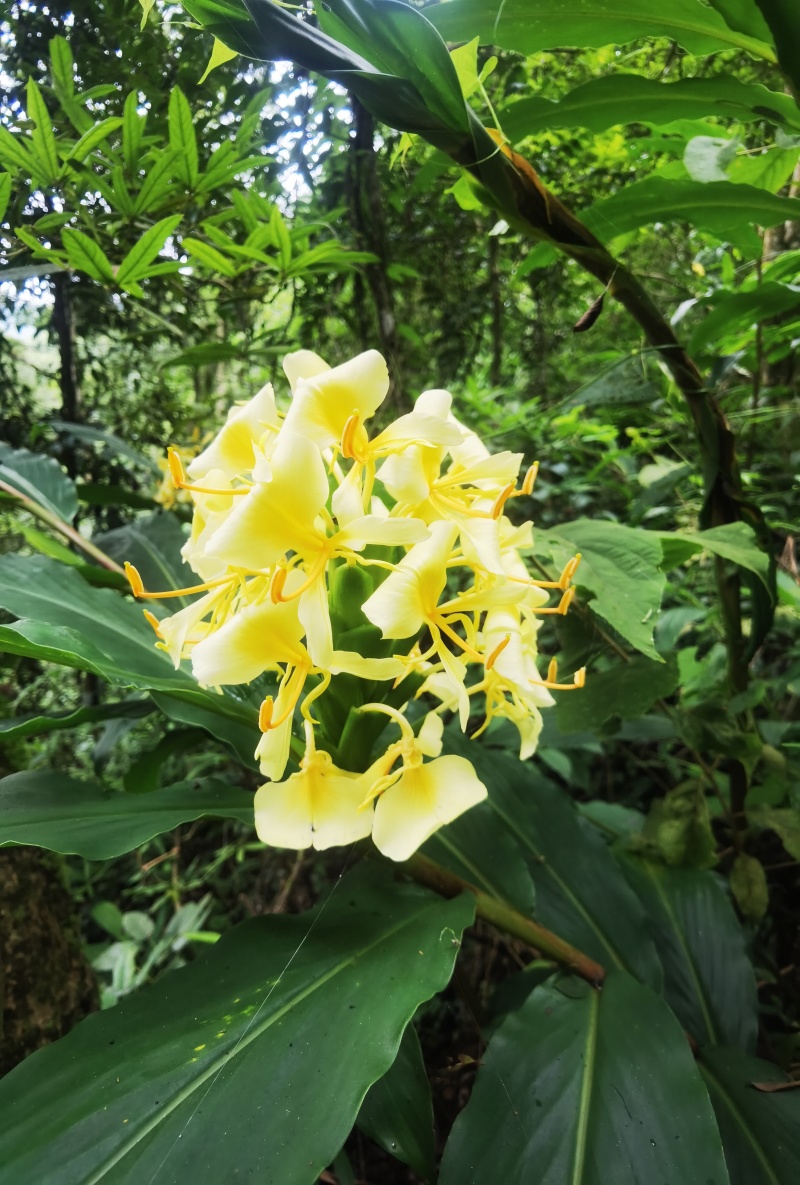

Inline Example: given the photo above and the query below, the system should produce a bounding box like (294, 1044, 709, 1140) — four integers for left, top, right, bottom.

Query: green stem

(0, 479, 123, 574)
(400, 851, 606, 986)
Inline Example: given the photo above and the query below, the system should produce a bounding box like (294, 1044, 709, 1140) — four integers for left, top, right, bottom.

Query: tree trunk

(0, 847, 98, 1077)
(51, 273, 81, 477)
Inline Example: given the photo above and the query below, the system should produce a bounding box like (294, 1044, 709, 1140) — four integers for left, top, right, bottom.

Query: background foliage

(0, 0, 798, 1182)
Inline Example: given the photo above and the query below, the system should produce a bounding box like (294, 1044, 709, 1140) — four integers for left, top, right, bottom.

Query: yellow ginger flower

(126, 348, 585, 860)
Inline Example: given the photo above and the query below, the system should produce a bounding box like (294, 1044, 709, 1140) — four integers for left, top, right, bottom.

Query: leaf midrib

(571, 988, 600, 1185)
(698, 1060, 781, 1185)
(82, 899, 445, 1185)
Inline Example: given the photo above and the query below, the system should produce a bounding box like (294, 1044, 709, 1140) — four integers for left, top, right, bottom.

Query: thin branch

(0, 479, 124, 574)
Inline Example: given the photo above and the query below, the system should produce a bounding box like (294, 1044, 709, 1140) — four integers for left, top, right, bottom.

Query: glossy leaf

(0, 771, 254, 859)
(502, 75, 800, 141)
(543, 520, 666, 661)
(0, 865, 473, 1185)
(0, 441, 78, 521)
(460, 737, 663, 986)
(428, 0, 776, 59)
(582, 177, 800, 255)
(439, 970, 729, 1185)
(619, 854, 758, 1050)
(423, 798, 536, 914)
(699, 1045, 800, 1185)
(96, 510, 194, 603)
(67, 116, 124, 164)
(358, 1023, 435, 1181)
(708, 0, 772, 41)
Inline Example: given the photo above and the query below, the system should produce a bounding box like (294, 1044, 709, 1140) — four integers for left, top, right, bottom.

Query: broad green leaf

(449, 35, 481, 100)
(502, 75, 800, 142)
(96, 511, 193, 604)
(62, 226, 116, 283)
(543, 520, 666, 661)
(555, 655, 679, 733)
(728, 142, 800, 192)
(439, 970, 729, 1185)
(149, 691, 259, 769)
(460, 737, 663, 986)
(0, 771, 254, 859)
(699, 1045, 800, 1185)
(658, 522, 771, 591)
(0, 171, 10, 222)
(564, 354, 661, 409)
(49, 34, 75, 98)
(0, 699, 154, 742)
(753, 0, 800, 98)
(428, 0, 776, 59)
(0, 865, 473, 1185)
(50, 418, 160, 476)
(67, 116, 124, 164)
(116, 215, 182, 288)
(358, 1024, 435, 1181)
(199, 36, 238, 82)
(583, 176, 800, 255)
(644, 784, 718, 870)
(0, 441, 78, 521)
(708, 0, 772, 41)
(168, 85, 199, 187)
(26, 76, 61, 184)
(689, 282, 800, 353)
(138, 0, 157, 29)
(423, 798, 536, 914)
(619, 854, 758, 1050)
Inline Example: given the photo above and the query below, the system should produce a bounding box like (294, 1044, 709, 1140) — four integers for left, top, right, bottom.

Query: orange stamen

(142, 609, 163, 638)
(491, 482, 516, 520)
(520, 461, 539, 496)
(258, 697, 273, 731)
(124, 560, 232, 601)
(485, 633, 511, 671)
(270, 567, 288, 604)
(341, 411, 361, 461)
(167, 447, 248, 497)
(532, 587, 575, 616)
(530, 663, 586, 692)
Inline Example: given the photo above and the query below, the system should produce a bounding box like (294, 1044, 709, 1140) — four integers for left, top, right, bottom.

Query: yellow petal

(191, 598, 306, 685)
(282, 350, 389, 448)
(370, 410, 463, 454)
(205, 431, 328, 570)
(298, 574, 334, 669)
(416, 711, 444, 757)
(336, 514, 429, 551)
(362, 520, 458, 639)
(157, 586, 227, 667)
(330, 650, 405, 680)
(255, 673, 298, 781)
(283, 349, 330, 392)
(371, 755, 487, 861)
(378, 446, 438, 509)
(254, 757, 372, 850)
(187, 383, 279, 480)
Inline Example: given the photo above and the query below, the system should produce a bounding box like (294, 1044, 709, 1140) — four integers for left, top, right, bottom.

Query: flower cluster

(126, 351, 583, 861)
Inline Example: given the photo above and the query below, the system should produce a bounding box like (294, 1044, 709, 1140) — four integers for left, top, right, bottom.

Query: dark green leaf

(0, 699, 154, 742)
(358, 1024, 435, 1181)
(439, 969, 729, 1185)
(658, 523, 771, 591)
(502, 75, 800, 141)
(619, 854, 758, 1049)
(555, 655, 679, 734)
(689, 282, 800, 353)
(428, 0, 776, 58)
(96, 511, 193, 602)
(0, 771, 254, 859)
(116, 215, 182, 287)
(51, 418, 161, 476)
(708, 0, 772, 41)
(582, 177, 800, 255)
(699, 1045, 800, 1185)
(729, 852, 769, 923)
(62, 226, 116, 283)
(0, 441, 78, 521)
(753, 0, 800, 98)
(0, 865, 473, 1185)
(67, 116, 124, 164)
(26, 76, 60, 184)
(461, 738, 663, 986)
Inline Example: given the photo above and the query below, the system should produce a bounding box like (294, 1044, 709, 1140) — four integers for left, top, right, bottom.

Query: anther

(125, 561, 145, 598)
(558, 587, 575, 614)
(574, 666, 586, 688)
(520, 462, 539, 496)
(142, 609, 163, 637)
(270, 567, 288, 604)
(259, 697, 274, 731)
(485, 633, 511, 671)
(547, 657, 558, 684)
(491, 482, 516, 520)
(341, 411, 361, 460)
(167, 446, 248, 497)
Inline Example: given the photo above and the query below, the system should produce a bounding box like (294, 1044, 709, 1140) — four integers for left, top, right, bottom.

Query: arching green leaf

(0, 442, 78, 522)
(358, 1023, 436, 1181)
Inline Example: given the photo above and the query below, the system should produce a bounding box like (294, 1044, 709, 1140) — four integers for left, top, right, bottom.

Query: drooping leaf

(423, 798, 536, 914)
(581, 177, 800, 256)
(439, 970, 729, 1185)
(0, 699, 154, 742)
(699, 1045, 800, 1185)
(50, 418, 161, 476)
(428, 0, 776, 59)
(0, 771, 254, 859)
(0, 865, 473, 1185)
(501, 75, 800, 142)
(619, 854, 758, 1050)
(459, 737, 663, 986)
(0, 442, 78, 522)
(358, 1023, 436, 1181)
(542, 520, 666, 661)
(199, 36, 239, 83)
(708, 0, 772, 42)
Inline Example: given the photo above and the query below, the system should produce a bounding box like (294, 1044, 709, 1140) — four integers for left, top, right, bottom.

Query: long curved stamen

(433, 616, 483, 663)
(530, 587, 575, 616)
(491, 482, 516, 519)
(529, 663, 586, 691)
(125, 561, 233, 600)
(168, 449, 249, 497)
(260, 664, 309, 731)
(271, 552, 328, 603)
(300, 671, 331, 725)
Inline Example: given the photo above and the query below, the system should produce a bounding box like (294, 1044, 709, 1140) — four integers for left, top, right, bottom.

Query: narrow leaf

(168, 85, 199, 187)
(61, 226, 116, 283)
(26, 76, 61, 184)
(116, 215, 182, 286)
